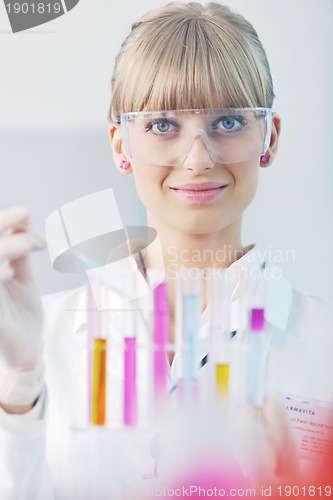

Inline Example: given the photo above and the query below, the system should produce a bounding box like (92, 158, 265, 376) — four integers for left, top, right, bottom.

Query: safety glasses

(120, 108, 272, 167)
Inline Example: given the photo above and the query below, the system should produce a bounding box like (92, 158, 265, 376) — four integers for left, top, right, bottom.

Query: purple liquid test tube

(251, 308, 265, 331)
(247, 308, 266, 409)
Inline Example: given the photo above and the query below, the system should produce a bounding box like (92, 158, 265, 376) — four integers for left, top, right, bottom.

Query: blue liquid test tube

(182, 270, 201, 402)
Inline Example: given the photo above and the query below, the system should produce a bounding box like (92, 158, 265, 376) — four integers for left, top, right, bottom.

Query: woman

(0, 2, 332, 498)
(109, 1, 279, 341)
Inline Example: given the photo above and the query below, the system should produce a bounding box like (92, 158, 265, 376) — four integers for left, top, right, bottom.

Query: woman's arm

(0, 207, 53, 498)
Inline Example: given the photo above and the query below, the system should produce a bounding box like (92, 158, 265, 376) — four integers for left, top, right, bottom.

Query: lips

(170, 182, 228, 204)
(171, 182, 227, 191)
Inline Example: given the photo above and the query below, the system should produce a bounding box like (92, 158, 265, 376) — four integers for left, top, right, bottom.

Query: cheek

(131, 163, 167, 209)
(229, 162, 260, 204)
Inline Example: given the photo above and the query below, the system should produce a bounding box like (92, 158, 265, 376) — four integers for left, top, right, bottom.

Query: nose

(180, 133, 216, 173)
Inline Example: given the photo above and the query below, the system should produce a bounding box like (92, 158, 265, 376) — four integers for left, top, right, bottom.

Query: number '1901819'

(277, 485, 332, 496)
(5, 3, 61, 14)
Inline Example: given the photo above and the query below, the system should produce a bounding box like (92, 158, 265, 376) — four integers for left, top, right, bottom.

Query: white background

(0, 0, 332, 299)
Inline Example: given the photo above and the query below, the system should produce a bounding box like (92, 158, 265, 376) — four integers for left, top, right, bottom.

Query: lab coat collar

(72, 245, 292, 335)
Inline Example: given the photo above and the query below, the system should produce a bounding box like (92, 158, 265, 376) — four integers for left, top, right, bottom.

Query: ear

(260, 112, 281, 168)
(109, 124, 132, 175)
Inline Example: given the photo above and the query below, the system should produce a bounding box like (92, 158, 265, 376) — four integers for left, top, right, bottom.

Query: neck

(145, 212, 247, 273)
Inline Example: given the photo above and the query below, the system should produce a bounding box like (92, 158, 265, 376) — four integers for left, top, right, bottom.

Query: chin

(179, 220, 220, 236)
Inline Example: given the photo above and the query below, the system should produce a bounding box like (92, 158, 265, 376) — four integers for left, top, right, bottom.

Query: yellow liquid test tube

(92, 338, 107, 425)
(215, 363, 229, 398)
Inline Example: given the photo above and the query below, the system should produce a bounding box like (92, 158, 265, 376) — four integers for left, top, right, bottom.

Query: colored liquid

(153, 283, 168, 409)
(92, 338, 107, 425)
(124, 337, 137, 426)
(215, 364, 229, 397)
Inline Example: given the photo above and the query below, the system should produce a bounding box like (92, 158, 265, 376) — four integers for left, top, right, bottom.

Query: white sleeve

(0, 387, 54, 500)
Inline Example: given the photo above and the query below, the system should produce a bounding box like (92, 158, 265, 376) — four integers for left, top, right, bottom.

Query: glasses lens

(121, 109, 270, 166)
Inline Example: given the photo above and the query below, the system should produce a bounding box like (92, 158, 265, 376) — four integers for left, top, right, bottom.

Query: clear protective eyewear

(120, 108, 272, 167)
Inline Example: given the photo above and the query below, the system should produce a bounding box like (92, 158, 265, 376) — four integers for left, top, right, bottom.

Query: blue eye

(145, 119, 179, 136)
(222, 117, 237, 129)
(211, 115, 247, 133)
(156, 121, 170, 133)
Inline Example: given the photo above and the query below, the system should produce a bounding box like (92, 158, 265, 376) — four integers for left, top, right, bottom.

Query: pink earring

(260, 153, 270, 164)
(120, 160, 130, 170)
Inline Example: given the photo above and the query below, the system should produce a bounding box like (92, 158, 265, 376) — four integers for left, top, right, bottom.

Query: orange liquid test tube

(92, 338, 107, 425)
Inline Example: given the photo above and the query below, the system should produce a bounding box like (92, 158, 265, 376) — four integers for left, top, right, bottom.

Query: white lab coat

(0, 246, 332, 499)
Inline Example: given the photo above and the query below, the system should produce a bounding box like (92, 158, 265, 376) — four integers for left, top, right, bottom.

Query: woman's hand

(0, 207, 45, 413)
(262, 396, 302, 480)
(231, 397, 302, 487)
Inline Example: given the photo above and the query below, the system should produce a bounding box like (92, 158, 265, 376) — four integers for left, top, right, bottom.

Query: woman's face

(111, 113, 280, 236)
(132, 157, 258, 236)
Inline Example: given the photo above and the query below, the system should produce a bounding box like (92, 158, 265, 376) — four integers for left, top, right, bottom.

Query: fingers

(0, 208, 45, 284)
(0, 232, 45, 263)
(0, 234, 45, 284)
(0, 207, 29, 233)
(0, 261, 14, 282)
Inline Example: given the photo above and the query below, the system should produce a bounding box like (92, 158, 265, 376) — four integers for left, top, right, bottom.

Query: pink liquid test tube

(124, 311, 138, 426)
(153, 283, 169, 410)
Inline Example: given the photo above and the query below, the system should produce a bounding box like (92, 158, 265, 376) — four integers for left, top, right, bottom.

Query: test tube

(246, 308, 266, 410)
(87, 281, 98, 423)
(182, 269, 201, 402)
(90, 277, 107, 426)
(153, 282, 169, 414)
(207, 269, 230, 402)
(174, 272, 184, 386)
(123, 310, 138, 426)
(92, 338, 107, 425)
(246, 264, 267, 411)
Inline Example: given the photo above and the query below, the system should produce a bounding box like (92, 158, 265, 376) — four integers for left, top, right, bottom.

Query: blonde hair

(109, 2, 274, 121)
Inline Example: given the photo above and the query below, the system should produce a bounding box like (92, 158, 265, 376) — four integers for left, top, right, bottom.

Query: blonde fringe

(109, 2, 274, 122)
